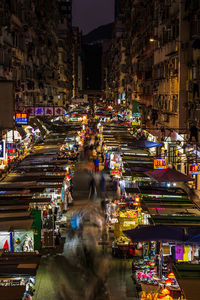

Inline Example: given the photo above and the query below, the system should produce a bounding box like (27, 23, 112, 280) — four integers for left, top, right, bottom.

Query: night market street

(1, 1, 200, 300)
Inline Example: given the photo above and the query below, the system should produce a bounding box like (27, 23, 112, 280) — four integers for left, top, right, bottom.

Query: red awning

(145, 168, 194, 182)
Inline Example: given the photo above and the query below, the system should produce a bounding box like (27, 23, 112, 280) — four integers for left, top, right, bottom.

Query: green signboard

(31, 209, 42, 250)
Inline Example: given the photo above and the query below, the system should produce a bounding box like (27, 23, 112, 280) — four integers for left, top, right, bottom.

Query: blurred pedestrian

(94, 157, 100, 172)
(88, 171, 96, 200)
(100, 172, 106, 200)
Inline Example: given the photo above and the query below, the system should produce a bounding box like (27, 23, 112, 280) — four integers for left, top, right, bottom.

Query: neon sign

(189, 164, 200, 175)
(154, 158, 167, 170)
(15, 113, 28, 125)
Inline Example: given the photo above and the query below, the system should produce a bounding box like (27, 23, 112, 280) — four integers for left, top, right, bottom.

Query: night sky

(72, 0, 115, 35)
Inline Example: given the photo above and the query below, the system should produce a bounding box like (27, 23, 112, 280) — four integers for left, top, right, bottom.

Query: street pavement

(33, 177, 138, 299)
(33, 245, 138, 300)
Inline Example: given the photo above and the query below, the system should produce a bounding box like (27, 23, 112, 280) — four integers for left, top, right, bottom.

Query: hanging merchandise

(3, 240, 9, 251)
(14, 231, 34, 252)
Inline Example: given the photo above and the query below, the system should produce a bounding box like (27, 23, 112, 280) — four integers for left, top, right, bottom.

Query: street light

(149, 37, 156, 42)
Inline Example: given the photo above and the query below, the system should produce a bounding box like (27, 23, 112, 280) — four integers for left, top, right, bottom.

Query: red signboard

(154, 158, 167, 170)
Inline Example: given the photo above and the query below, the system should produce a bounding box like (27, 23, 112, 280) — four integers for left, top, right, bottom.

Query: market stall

(124, 225, 197, 300)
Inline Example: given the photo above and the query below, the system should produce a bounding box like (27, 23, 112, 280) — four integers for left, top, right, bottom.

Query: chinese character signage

(189, 164, 200, 175)
(0, 140, 5, 160)
(154, 158, 167, 170)
(54, 107, 63, 116)
(25, 106, 63, 116)
(44, 107, 53, 116)
(15, 113, 28, 125)
(25, 107, 35, 116)
(35, 107, 45, 116)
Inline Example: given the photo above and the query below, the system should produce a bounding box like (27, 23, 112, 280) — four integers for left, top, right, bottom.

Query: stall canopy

(124, 225, 186, 242)
(145, 168, 194, 182)
(128, 140, 161, 148)
(124, 225, 200, 243)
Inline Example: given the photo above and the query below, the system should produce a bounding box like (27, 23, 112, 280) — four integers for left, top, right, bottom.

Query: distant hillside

(83, 23, 113, 44)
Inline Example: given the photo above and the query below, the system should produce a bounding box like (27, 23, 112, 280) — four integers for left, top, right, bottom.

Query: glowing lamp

(168, 272, 175, 279)
(135, 196, 140, 202)
(161, 288, 170, 295)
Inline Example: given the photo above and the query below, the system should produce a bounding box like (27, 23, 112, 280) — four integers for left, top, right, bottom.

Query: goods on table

(114, 216, 138, 238)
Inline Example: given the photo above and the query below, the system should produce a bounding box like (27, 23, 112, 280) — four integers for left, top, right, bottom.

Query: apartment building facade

(108, 0, 200, 141)
(0, 0, 73, 128)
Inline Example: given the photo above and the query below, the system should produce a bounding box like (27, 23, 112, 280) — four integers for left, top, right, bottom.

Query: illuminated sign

(15, 113, 28, 125)
(25, 107, 34, 116)
(35, 107, 45, 116)
(54, 107, 63, 116)
(154, 158, 167, 170)
(133, 113, 141, 117)
(25, 106, 63, 116)
(0, 140, 5, 160)
(189, 164, 200, 175)
(44, 107, 53, 116)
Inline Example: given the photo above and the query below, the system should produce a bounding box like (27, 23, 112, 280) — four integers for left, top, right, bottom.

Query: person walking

(100, 172, 106, 202)
(94, 157, 100, 173)
(88, 171, 96, 200)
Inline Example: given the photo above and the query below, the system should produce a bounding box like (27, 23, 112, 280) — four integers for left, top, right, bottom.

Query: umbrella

(128, 140, 162, 148)
(145, 168, 194, 182)
(124, 225, 186, 243)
